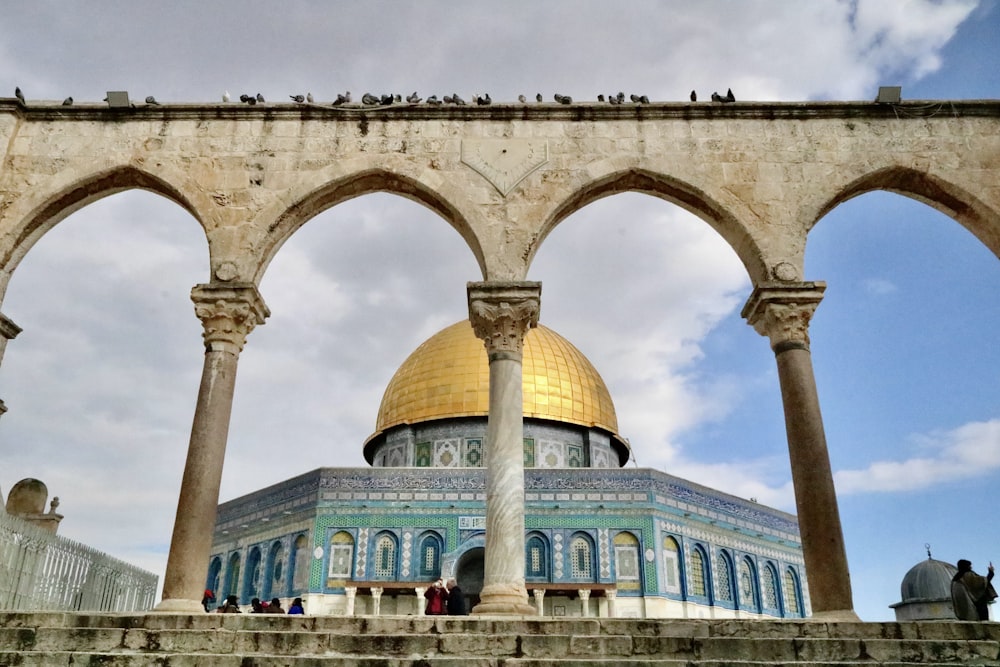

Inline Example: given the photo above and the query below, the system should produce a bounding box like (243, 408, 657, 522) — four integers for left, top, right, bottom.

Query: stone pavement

(0, 613, 998, 665)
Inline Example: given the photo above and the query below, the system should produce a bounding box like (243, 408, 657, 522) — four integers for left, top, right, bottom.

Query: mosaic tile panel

(433, 439, 461, 467)
(414, 442, 432, 467)
(567, 444, 583, 467)
(539, 440, 564, 467)
(464, 438, 483, 466)
(401, 531, 412, 577)
(523, 438, 535, 467)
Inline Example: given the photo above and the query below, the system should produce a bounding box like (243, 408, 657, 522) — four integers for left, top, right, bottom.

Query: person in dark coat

(952, 559, 996, 620)
(446, 578, 468, 615)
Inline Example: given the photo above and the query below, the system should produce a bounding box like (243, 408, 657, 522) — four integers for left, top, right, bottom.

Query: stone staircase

(0, 613, 997, 666)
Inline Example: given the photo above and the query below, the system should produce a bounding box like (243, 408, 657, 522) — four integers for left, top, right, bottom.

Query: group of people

(202, 590, 305, 615)
(951, 559, 996, 621)
(423, 578, 468, 615)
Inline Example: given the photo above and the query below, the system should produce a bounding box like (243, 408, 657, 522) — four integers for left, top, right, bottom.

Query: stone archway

(455, 547, 485, 610)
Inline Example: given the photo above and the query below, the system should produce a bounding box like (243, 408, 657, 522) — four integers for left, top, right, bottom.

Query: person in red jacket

(424, 579, 449, 615)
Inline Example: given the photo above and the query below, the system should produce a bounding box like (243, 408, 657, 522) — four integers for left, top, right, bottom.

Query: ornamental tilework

(598, 529, 611, 578)
(553, 533, 564, 579)
(414, 443, 432, 467)
(385, 443, 407, 467)
(567, 444, 583, 467)
(465, 439, 483, 466)
(539, 440, 564, 467)
(433, 439, 461, 467)
(523, 438, 535, 467)
(355, 528, 369, 579)
(401, 531, 412, 577)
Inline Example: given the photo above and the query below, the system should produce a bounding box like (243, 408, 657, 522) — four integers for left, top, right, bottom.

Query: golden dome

(372, 320, 620, 436)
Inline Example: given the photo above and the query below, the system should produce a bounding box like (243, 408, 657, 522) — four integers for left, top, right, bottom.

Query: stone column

(155, 283, 269, 612)
(345, 586, 357, 616)
(0, 312, 22, 419)
(415, 586, 427, 615)
(605, 589, 617, 618)
(742, 282, 858, 621)
(578, 589, 591, 617)
(370, 587, 384, 615)
(532, 589, 546, 616)
(468, 281, 540, 616)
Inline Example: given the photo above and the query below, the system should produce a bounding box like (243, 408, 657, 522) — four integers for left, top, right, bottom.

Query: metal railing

(0, 510, 158, 611)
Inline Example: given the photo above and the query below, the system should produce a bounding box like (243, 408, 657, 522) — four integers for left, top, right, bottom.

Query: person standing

(951, 559, 996, 621)
(446, 578, 467, 615)
(424, 579, 449, 615)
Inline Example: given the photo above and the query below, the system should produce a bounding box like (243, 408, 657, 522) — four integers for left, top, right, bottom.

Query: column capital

(190, 283, 270, 354)
(0, 312, 22, 341)
(467, 281, 541, 359)
(741, 282, 826, 352)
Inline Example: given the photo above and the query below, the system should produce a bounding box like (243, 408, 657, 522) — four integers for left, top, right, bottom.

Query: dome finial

(925, 543, 932, 559)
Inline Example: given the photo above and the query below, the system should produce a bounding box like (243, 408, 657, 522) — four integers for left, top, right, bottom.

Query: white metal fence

(0, 510, 158, 612)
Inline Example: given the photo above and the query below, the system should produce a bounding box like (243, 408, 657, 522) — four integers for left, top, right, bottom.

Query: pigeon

(597, 94, 605, 102)
(15, 86, 25, 104)
(477, 93, 491, 105)
(725, 88, 735, 103)
(554, 93, 572, 104)
(306, 92, 314, 103)
(616, 92, 625, 103)
(639, 95, 650, 104)
(426, 94, 441, 105)
(630, 94, 641, 103)
(380, 94, 394, 105)
(452, 93, 466, 105)
(690, 90, 697, 102)
(290, 94, 305, 103)
(223, 91, 231, 102)
(247, 96, 257, 105)
(256, 93, 265, 103)
(239, 93, 250, 103)
(535, 93, 543, 102)
(518, 94, 526, 103)
(443, 95, 454, 104)
(62, 96, 73, 106)
(711, 91, 723, 102)
(406, 91, 421, 103)
(362, 93, 380, 105)
(145, 95, 160, 105)
(333, 91, 350, 106)
(608, 94, 620, 105)
(394, 93, 402, 103)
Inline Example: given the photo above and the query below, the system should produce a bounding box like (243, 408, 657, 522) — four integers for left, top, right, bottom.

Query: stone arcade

(1, 95, 999, 624)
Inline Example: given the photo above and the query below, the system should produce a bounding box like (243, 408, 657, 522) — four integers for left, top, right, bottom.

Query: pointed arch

(529, 168, 766, 283)
(809, 166, 1000, 260)
(525, 532, 550, 581)
(417, 531, 443, 578)
(254, 169, 484, 284)
(0, 165, 208, 300)
(714, 550, 735, 604)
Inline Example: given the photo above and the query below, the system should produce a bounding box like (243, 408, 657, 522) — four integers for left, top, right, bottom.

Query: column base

(807, 609, 862, 622)
(152, 598, 206, 614)
(471, 583, 537, 616)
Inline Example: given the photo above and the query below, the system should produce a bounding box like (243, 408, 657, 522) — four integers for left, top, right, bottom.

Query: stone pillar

(345, 586, 357, 616)
(467, 281, 540, 616)
(155, 283, 269, 612)
(370, 587, 383, 616)
(415, 586, 427, 615)
(533, 589, 546, 616)
(578, 589, 591, 617)
(0, 312, 22, 419)
(605, 589, 617, 618)
(742, 282, 858, 621)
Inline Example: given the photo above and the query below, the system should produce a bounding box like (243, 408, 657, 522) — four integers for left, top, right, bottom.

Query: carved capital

(190, 283, 270, 353)
(0, 312, 22, 341)
(741, 282, 826, 352)
(467, 281, 541, 358)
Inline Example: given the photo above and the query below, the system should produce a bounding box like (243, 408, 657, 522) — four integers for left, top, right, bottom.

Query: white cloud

(835, 419, 1000, 493)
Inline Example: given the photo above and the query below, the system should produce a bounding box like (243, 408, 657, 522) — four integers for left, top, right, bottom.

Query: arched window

(783, 567, 802, 616)
(526, 534, 548, 580)
(328, 531, 355, 579)
(738, 557, 759, 611)
(612, 532, 640, 590)
(714, 551, 733, 603)
(225, 552, 241, 598)
(689, 547, 707, 597)
(661, 536, 681, 594)
(264, 541, 284, 599)
(761, 562, 779, 611)
(570, 533, 596, 580)
(417, 532, 442, 578)
(243, 547, 262, 601)
(289, 534, 310, 595)
(206, 557, 222, 602)
(373, 532, 398, 580)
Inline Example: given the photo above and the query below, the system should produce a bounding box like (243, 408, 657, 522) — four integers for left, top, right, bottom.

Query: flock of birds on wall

(13, 86, 737, 108)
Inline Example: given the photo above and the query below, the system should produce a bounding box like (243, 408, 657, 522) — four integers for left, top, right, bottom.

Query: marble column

(742, 282, 858, 621)
(468, 281, 540, 616)
(155, 283, 269, 612)
(371, 587, 383, 616)
(532, 589, 546, 616)
(578, 589, 591, 617)
(0, 312, 22, 420)
(605, 589, 617, 618)
(345, 586, 357, 616)
(415, 586, 427, 615)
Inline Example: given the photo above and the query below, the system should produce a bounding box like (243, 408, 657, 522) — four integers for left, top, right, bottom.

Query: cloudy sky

(1, 0, 997, 621)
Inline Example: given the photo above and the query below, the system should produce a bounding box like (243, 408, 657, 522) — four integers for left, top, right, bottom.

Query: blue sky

(0, 0, 997, 621)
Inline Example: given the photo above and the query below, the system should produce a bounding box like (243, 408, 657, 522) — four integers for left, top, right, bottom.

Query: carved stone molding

(741, 282, 826, 351)
(467, 281, 541, 358)
(190, 283, 270, 353)
(461, 139, 549, 197)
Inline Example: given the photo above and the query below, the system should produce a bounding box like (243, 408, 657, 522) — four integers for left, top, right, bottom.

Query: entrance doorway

(455, 547, 484, 610)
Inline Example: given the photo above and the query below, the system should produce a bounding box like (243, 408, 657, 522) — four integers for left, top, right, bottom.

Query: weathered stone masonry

(1, 98, 998, 618)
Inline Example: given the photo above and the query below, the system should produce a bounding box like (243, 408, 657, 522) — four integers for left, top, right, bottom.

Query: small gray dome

(900, 557, 957, 602)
